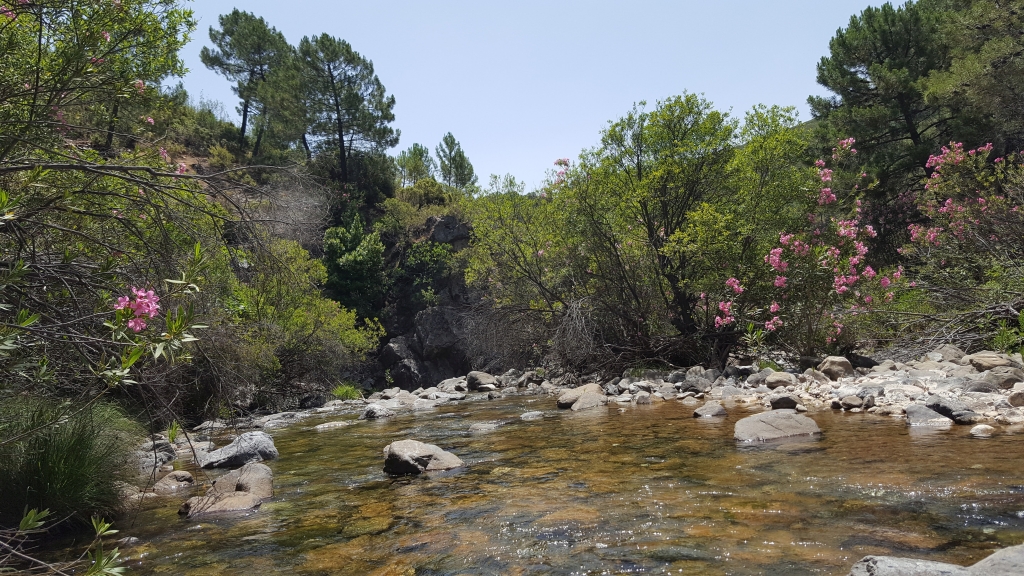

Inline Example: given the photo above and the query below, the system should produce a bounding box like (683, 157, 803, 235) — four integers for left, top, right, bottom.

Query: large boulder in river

(556, 383, 605, 409)
(734, 410, 821, 442)
(467, 371, 499, 390)
(382, 440, 464, 475)
(571, 392, 608, 411)
(818, 356, 855, 380)
(694, 401, 727, 418)
(924, 395, 980, 425)
(209, 462, 273, 499)
(153, 470, 195, 494)
(969, 542, 1024, 574)
(200, 432, 278, 469)
(846, 555, 970, 575)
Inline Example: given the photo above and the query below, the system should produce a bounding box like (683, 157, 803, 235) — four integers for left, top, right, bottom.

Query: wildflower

(127, 318, 147, 332)
(146, 117, 154, 124)
(880, 277, 891, 288)
(769, 301, 780, 313)
(725, 277, 744, 294)
(863, 266, 876, 279)
(774, 276, 787, 288)
(765, 316, 782, 332)
(101, 31, 110, 42)
(815, 159, 826, 168)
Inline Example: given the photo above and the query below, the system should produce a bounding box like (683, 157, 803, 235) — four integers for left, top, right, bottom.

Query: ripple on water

(82, 396, 1024, 575)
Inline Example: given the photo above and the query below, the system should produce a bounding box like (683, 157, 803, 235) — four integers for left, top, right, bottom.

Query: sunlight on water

(111, 397, 1024, 575)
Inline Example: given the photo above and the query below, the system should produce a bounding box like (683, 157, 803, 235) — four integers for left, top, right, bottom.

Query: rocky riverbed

(120, 344, 1024, 575)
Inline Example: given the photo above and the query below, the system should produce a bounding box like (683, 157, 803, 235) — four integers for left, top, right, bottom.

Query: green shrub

(330, 383, 362, 400)
(0, 398, 142, 530)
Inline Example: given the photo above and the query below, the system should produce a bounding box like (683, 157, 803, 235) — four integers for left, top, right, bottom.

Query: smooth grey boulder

(571, 392, 609, 411)
(1009, 390, 1024, 407)
(765, 372, 797, 389)
(846, 555, 970, 575)
(819, 356, 855, 380)
(153, 470, 195, 494)
(969, 542, 1024, 574)
(200, 432, 278, 469)
(178, 492, 262, 518)
(924, 395, 980, 425)
(694, 401, 727, 418)
(556, 383, 604, 409)
(983, 366, 1024, 389)
(769, 395, 799, 410)
(383, 440, 464, 475)
(209, 462, 273, 499)
(467, 371, 499, 390)
(904, 404, 953, 426)
(360, 403, 397, 420)
(970, 424, 996, 437)
(734, 410, 821, 442)
(932, 344, 966, 363)
(964, 351, 1021, 372)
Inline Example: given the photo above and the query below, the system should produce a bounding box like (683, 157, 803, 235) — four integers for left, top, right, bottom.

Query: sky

(177, 0, 884, 190)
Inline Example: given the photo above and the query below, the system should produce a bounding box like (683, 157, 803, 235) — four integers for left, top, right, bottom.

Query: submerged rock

(520, 411, 544, 420)
(360, 403, 396, 420)
(694, 401, 727, 418)
(200, 431, 278, 469)
(382, 440, 464, 475)
(734, 410, 821, 442)
(178, 462, 273, 518)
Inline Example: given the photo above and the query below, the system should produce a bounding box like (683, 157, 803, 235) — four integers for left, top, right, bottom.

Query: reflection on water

(115, 398, 1024, 575)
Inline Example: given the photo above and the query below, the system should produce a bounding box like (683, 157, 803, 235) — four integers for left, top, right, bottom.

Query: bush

(0, 398, 142, 530)
(330, 383, 362, 400)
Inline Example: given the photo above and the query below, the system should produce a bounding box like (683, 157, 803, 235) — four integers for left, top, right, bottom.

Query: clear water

(111, 397, 1024, 575)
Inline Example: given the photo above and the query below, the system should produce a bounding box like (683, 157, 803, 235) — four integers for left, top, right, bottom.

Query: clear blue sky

(177, 0, 883, 189)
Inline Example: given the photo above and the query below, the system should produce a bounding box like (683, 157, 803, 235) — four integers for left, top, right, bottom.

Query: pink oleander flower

(725, 277, 744, 294)
(127, 318, 147, 332)
(863, 266, 876, 279)
(815, 159, 826, 168)
(101, 31, 110, 42)
(146, 117, 154, 125)
(818, 188, 836, 205)
(765, 248, 788, 272)
(769, 301, 780, 313)
(864, 295, 873, 304)
(880, 277, 891, 288)
(774, 276, 787, 288)
(819, 168, 833, 182)
(159, 147, 169, 161)
(765, 316, 782, 332)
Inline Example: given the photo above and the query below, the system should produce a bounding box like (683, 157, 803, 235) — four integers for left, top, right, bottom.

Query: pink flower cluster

(114, 287, 161, 332)
(765, 248, 788, 272)
(725, 277, 744, 294)
(714, 301, 735, 328)
(764, 316, 782, 332)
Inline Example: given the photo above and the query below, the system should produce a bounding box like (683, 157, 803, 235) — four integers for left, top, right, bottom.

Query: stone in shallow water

(382, 439, 464, 475)
(734, 410, 821, 442)
(693, 401, 726, 418)
(200, 431, 278, 469)
(520, 411, 543, 420)
(970, 424, 996, 437)
(904, 404, 953, 427)
(571, 392, 608, 411)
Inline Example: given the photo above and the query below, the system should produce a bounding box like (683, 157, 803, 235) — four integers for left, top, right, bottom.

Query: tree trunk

(239, 98, 250, 145)
(301, 134, 312, 160)
(104, 101, 119, 151)
(252, 125, 265, 157)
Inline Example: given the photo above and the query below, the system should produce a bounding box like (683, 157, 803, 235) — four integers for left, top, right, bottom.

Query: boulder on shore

(694, 401, 727, 417)
(556, 383, 604, 409)
(846, 542, 1024, 575)
(904, 404, 953, 426)
(734, 410, 821, 442)
(200, 431, 278, 469)
(765, 372, 797, 389)
(383, 440, 464, 475)
(467, 371, 499, 390)
(818, 356, 855, 380)
(571, 392, 608, 411)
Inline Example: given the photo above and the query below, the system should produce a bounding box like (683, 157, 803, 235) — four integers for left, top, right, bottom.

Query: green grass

(0, 397, 142, 530)
(331, 383, 362, 400)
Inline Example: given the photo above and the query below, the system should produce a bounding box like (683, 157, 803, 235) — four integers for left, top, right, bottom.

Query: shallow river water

(115, 397, 1024, 575)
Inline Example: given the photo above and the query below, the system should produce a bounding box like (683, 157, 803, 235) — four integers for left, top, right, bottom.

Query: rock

(556, 383, 604, 409)
(932, 344, 966, 363)
(192, 420, 227, 432)
(970, 542, 1024, 574)
(360, 403, 396, 420)
(178, 492, 262, 518)
(769, 395, 799, 410)
(437, 377, 468, 393)
(904, 404, 953, 426)
(1009, 391, 1024, 407)
(468, 422, 499, 433)
(135, 439, 176, 471)
(414, 306, 462, 360)
(964, 351, 1022, 372)
(848, 353, 879, 369)
(694, 401, 727, 417)
(382, 440, 464, 475)
(818, 356, 855, 380)
(571, 392, 609, 411)
(924, 395, 980, 425)
(200, 432, 278, 469)
(467, 371, 499, 390)
(804, 368, 831, 384)
(426, 214, 471, 244)
(734, 410, 821, 442)
(520, 411, 544, 421)
(765, 372, 798, 389)
(871, 359, 898, 373)
(209, 462, 273, 499)
(970, 424, 996, 437)
(153, 471, 195, 494)
(995, 408, 1024, 425)
(841, 395, 864, 409)
(965, 379, 1002, 393)
(746, 368, 775, 387)
(314, 420, 357, 431)
(983, 366, 1024, 389)
(846, 555, 970, 575)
